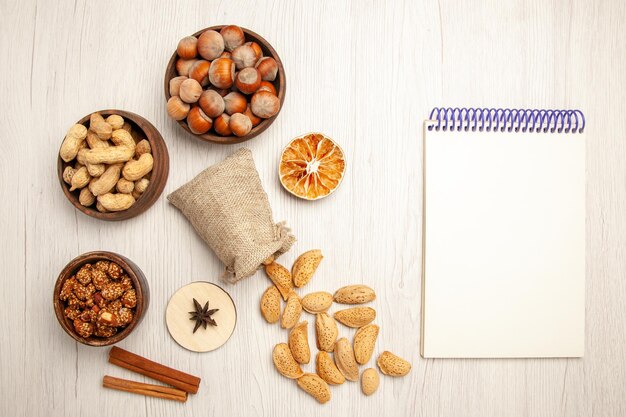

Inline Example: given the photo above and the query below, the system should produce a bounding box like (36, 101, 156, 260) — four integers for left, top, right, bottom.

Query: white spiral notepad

(421, 108, 586, 358)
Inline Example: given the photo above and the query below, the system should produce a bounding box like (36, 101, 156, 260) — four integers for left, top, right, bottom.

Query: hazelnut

(245, 41, 263, 62)
(198, 89, 225, 118)
(177, 36, 198, 59)
(167, 96, 191, 120)
(235, 67, 262, 94)
(186, 106, 213, 134)
(243, 105, 262, 127)
(250, 91, 280, 118)
(175, 58, 197, 76)
(169, 75, 188, 96)
(208, 58, 235, 89)
(188, 60, 211, 86)
(231, 44, 258, 69)
(255, 57, 278, 81)
(220, 51, 232, 59)
(197, 29, 224, 60)
(209, 86, 230, 97)
(257, 80, 277, 95)
(220, 25, 245, 52)
(179, 78, 203, 103)
(229, 113, 253, 137)
(214, 113, 232, 136)
(223, 92, 248, 115)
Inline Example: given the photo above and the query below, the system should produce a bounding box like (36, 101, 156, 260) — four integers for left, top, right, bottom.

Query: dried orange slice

(279, 133, 346, 200)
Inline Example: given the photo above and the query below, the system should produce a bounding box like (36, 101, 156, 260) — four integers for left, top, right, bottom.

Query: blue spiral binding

(427, 108, 585, 133)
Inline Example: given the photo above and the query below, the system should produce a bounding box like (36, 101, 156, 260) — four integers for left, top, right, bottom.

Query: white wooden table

(2, 0, 625, 416)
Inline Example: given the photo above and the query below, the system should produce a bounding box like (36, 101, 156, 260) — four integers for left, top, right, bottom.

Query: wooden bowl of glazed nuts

(57, 110, 169, 221)
(53, 251, 150, 347)
(164, 25, 286, 144)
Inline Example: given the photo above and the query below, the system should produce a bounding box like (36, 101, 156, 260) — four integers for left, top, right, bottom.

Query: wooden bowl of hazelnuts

(164, 25, 286, 144)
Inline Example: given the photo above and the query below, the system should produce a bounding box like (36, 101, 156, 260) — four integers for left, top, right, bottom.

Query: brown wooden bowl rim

(164, 25, 286, 144)
(57, 109, 170, 221)
(53, 251, 149, 347)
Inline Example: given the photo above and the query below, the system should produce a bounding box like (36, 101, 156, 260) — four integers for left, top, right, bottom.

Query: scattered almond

(301, 291, 333, 313)
(354, 324, 379, 364)
(292, 249, 323, 287)
(334, 306, 376, 328)
(360, 368, 379, 396)
(281, 292, 302, 329)
(260, 285, 281, 324)
(316, 351, 345, 385)
(376, 351, 411, 377)
(272, 343, 304, 379)
(333, 285, 376, 304)
(288, 321, 310, 364)
(265, 262, 293, 300)
(297, 373, 331, 404)
(334, 337, 359, 382)
(315, 312, 338, 352)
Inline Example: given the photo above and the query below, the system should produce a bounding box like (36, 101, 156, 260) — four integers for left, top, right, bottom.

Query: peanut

(123, 154, 153, 181)
(62, 166, 76, 184)
(59, 124, 88, 162)
(135, 139, 152, 156)
(134, 178, 150, 194)
(111, 129, 136, 153)
(69, 166, 91, 191)
(121, 122, 132, 133)
(79, 188, 95, 206)
(89, 113, 112, 140)
(89, 164, 122, 196)
(76, 149, 105, 177)
(86, 131, 109, 149)
(116, 178, 134, 194)
(96, 201, 108, 212)
(97, 193, 136, 211)
(105, 114, 125, 130)
(83, 146, 134, 165)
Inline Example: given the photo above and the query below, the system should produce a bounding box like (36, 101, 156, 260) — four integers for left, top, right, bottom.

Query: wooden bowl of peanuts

(53, 251, 150, 347)
(57, 110, 169, 221)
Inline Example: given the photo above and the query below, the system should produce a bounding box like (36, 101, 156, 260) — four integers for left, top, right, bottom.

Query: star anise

(189, 298, 219, 333)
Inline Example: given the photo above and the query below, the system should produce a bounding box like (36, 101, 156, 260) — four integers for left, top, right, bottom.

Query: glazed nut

(209, 58, 235, 89)
(179, 78, 203, 103)
(177, 35, 198, 59)
(220, 25, 245, 52)
(223, 91, 247, 115)
(213, 113, 232, 136)
(198, 29, 224, 60)
(198, 89, 225, 118)
(255, 57, 278, 81)
(175, 58, 197, 76)
(231, 44, 258, 70)
(235, 67, 262, 95)
(229, 113, 252, 137)
(167, 96, 191, 120)
(188, 60, 211, 86)
(245, 41, 263, 62)
(251, 91, 280, 119)
(185, 106, 212, 134)
(169, 75, 188, 97)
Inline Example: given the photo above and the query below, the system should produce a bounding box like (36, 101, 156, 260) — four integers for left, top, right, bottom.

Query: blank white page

(421, 127, 585, 358)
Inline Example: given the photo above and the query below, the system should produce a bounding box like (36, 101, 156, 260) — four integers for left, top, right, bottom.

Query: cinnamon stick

(103, 375, 188, 402)
(109, 347, 201, 394)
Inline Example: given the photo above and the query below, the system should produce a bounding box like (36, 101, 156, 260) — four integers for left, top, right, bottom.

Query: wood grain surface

(1, 0, 625, 416)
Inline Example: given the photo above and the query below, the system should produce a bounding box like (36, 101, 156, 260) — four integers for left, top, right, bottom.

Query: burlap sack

(168, 148, 296, 283)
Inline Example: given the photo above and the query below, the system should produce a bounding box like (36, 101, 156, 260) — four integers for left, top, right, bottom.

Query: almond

(260, 285, 281, 323)
(316, 351, 345, 385)
(292, 249, 323, 287)
(353, 324, 379, 364)
(376, 351, 411, 377)
(272, 343, 304, 379)
(297, 373, 331, 404)
(360, 368, 379, 396)
(315, 312, 338, 352)
(301, 291, 333, 313)
(281, 292, 302, 329)
(333, 285, 376, 304)
(334, 307, 376, 328)
(288, 321, 310, 364)
(265, 262, 293, 300)
(334, 337, 359, 382)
